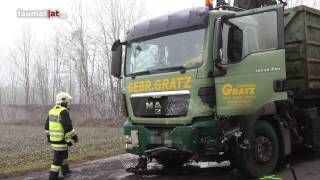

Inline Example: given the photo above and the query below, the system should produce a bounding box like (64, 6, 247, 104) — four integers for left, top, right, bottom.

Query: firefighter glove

(71, 135, 78, 143)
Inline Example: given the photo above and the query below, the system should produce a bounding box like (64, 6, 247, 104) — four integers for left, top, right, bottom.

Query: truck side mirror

(213, 18, 223, 64)
(227, 26, 243, 63)
(213, 18, 227, 76)
(213, 14, 235, 65)
(111, 39, 123, 78)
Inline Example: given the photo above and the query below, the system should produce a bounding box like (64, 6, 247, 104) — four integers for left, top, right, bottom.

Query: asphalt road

(5, 153, 320, 180)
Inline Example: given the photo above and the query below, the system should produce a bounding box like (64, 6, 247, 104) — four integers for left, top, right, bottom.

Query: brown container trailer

(285, 6, 320, 98)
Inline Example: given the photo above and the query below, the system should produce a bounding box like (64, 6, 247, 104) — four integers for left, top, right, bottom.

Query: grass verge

(0, 126, 125, 177)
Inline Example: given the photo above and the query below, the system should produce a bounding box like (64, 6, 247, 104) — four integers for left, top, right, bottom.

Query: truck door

(215, 5, 287, 116)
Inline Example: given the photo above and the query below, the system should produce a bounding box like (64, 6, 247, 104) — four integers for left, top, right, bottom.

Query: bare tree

(16, 27, 33, 104)
(94, 0, 146, 117)
(67, 2, 92, 106)
(8, 52, 19, 104)
(1, 0, 148, 124)
(8, 27, 33, 105)
(287, 0, 320, 8)
(22, 28, 32, 104)
(51, 35, 66, 103)
(34, 47, 50, 104)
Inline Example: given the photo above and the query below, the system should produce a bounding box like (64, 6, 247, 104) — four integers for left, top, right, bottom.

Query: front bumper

(123, 117, 223, 155)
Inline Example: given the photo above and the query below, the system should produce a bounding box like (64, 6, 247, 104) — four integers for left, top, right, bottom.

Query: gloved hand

(71, 135, 78, 143)
(46, 135, 51, 143)
(67, 142, 73, 146)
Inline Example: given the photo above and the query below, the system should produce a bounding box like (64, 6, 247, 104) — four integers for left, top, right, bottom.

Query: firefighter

(45, 92, 78, 180)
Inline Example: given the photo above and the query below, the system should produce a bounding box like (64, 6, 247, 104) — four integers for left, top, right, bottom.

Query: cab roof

(125, 6, 209, 42)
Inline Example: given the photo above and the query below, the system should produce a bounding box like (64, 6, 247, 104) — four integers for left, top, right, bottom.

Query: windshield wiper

(128, 66, 188, 79)
(150, 66, 188, 74)
(128, 70, 151, 79)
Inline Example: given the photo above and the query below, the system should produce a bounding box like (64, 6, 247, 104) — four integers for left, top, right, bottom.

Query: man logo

(155, 108, 161, 115)
(154, 102, 162, 115)
(146, 102, 154, 109)
(155, 102, 162, 109)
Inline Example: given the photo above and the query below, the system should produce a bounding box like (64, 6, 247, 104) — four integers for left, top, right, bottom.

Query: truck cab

(111, 2, 320, 178)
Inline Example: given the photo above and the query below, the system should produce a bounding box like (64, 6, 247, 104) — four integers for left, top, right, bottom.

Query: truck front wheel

(233, 120, 279, 178)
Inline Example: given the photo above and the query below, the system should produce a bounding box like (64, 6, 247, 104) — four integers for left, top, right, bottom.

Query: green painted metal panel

(122, 72, 214, 125)
(124, 117, 222, 155)
(215, 50, 287, 115)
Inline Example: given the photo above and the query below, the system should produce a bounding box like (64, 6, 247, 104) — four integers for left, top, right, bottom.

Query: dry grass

(0, 125, 125, 177)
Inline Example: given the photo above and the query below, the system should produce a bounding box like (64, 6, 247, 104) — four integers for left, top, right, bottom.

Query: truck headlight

(124, 135, 132, 143)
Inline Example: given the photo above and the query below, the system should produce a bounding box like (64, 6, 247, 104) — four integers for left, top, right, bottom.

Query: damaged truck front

(111, 2, 320, 178)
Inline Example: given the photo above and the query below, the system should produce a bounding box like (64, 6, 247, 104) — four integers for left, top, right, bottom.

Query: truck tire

(233, 120, 279, 178)
(156, 154, 190, 168)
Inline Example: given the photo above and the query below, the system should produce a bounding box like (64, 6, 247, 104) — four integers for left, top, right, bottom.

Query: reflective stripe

(52, 147, 68, 151)
(51, 143, 68, 151)
(50, 169, 59, 172)
(50, 132, 64, 135)
(49, 130, 64, 133)
(49, 115, 59, 122)
(50, 165, 61, 172)
(51, 144, 67, 148)
(50, 135, 64, 138)
(259, 175, 282, 180)
(52, 148, 67, 151)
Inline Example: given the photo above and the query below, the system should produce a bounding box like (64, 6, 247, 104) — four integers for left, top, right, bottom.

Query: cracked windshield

(126, 29, 206, 75)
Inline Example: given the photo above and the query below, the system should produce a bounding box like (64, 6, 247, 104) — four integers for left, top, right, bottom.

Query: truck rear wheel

(234, 120, 279, 178)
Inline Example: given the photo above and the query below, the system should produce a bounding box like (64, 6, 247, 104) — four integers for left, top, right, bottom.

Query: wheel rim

(253, 135, 273, 163)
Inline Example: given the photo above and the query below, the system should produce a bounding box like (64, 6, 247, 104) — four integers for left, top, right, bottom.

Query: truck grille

(131, 94, 190, 118)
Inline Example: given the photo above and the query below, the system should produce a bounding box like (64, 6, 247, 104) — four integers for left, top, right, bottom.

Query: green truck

(111, 2, 320, 178)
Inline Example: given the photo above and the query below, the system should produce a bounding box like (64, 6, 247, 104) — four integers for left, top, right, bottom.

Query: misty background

(0, 0, 318, 125)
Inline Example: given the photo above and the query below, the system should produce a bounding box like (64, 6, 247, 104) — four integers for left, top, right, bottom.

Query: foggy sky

(0, 0, 318, 86)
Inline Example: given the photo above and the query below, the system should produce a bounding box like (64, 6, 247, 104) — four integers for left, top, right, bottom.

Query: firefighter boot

(61, 164, 72, 176)
(49, 171, 59, 180)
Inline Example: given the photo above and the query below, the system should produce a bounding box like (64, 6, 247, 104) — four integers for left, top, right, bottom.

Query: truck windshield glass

(222, 11, 278, 63)
(126, 29, 206, 76)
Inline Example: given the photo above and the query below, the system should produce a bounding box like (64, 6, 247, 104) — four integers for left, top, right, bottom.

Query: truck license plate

(131, 130, 139, 147)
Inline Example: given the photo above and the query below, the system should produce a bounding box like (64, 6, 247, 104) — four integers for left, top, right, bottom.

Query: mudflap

(304, 108, 320, 151)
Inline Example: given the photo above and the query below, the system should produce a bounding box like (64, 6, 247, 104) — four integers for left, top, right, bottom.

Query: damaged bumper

(123, 117, 224, 156)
